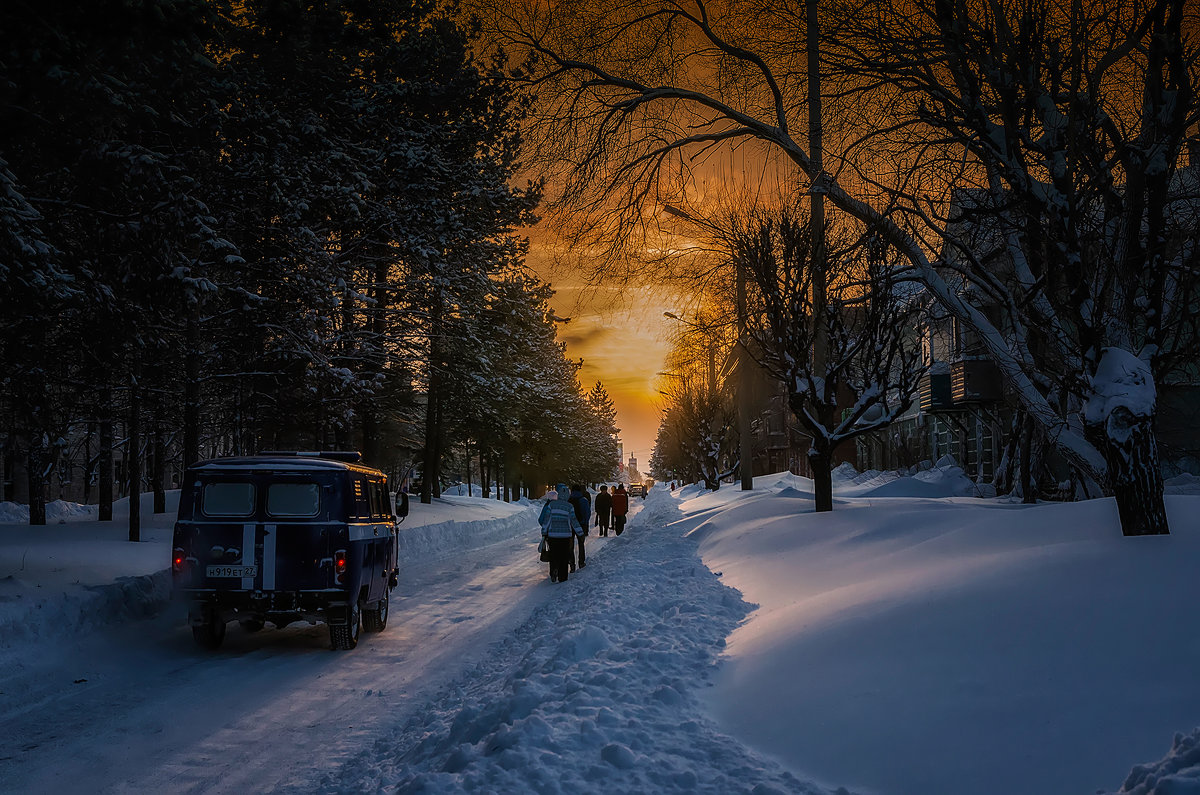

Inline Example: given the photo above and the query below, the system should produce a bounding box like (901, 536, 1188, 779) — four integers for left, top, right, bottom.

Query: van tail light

(173, 548, 186, 572)
(334, 549, 348, 584)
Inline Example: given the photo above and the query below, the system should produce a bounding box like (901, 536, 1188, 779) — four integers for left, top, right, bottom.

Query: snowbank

(681, 471, 1200, 795)
(0, 499, 100, 524)
(1113, 729, 1200, 794)
(396, 499, 538, 561)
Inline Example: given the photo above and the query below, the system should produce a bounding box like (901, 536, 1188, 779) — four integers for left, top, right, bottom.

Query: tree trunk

(128, 385, 141, 543)
(27, 437, 47, 526)
(360, 405, 379, 466)
(421, 305, 443, 505)
(1019, 417, 1041, 505)
(99, 393, 113, 522)
(83, 421, 95, 507)
(183, 313, 200, 469)
(1101, 407, 1169, 536)
(152, 410, 166, 514)
(809, 447, 834, 513)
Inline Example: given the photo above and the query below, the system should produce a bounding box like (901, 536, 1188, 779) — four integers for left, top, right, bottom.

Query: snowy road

(1, 527, 576, 793)
(0, 492, 826, 795)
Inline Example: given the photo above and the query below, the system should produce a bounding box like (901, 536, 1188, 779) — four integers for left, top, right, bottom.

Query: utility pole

(737, 258, 753, 490)
(808, 0, 827, 379)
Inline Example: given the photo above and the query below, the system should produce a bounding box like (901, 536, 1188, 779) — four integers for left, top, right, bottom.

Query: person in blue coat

(568, 485, 592, 569)
(539, 489, 584, 583)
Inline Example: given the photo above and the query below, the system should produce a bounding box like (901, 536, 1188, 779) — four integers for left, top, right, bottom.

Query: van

(171, 451, 408, 650)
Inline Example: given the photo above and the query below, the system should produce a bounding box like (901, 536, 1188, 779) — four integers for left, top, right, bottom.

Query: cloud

(560, 325, 613, 349)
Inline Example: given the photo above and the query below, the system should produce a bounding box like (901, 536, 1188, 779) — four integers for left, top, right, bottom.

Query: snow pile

(305, 487, 834, 795)
(831, 456, 984, 498)
(0, 499, 99, 524)
(831, 462, 901, 490)
(396, 500, 539, 561)
(1085, 346, 1157, 427)
(1111, 729, 1200, 794)
(686, 477, 1200, 795)
(1165, 473, 1200, 495)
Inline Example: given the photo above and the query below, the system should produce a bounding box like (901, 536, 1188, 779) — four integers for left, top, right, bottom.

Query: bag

(539, 537, 551, 562)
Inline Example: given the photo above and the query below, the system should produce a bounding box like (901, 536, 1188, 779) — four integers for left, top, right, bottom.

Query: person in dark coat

(594, 485, 613, 536)
(568, 485, 591, 568)
(539, 489, 584, 582)
(611, 484, 630, 536)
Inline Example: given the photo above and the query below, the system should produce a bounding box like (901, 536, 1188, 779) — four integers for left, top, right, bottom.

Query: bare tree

(731, 207, 924, 511)
(828, 0, 1200, 533)
(488, 0, 1200, 534)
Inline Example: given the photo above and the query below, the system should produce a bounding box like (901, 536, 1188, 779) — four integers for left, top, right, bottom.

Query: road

(0, 527, 575, 794)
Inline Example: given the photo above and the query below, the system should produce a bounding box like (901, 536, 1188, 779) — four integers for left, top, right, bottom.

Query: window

(267, 483, 321, 517)
(369, 481, 386, 519)
(353, 478, 370, 519)
(202, 483, 255, 517)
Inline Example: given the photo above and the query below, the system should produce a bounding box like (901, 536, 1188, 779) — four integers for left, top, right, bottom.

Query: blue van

(171, 451, 408, 650)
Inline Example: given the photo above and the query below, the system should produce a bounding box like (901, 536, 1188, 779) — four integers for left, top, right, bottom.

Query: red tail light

(172, 548, 186, 572)
(334, 549, 348, 584)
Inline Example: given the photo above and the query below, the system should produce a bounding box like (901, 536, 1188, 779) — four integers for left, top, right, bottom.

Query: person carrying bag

(538, 489, 584, 582)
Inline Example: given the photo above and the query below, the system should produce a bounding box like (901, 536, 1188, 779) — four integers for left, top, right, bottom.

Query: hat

(544, 490, 558, 500)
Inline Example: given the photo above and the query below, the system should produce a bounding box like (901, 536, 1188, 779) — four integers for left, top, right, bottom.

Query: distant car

(629, 482, 646, 497)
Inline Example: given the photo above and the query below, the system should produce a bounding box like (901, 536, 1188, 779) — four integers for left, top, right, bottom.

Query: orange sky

(528, 253, 677, 472)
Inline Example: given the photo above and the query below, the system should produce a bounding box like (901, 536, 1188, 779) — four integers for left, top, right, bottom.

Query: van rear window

(267, 483, 320, 517)
(202, 483, 255, 516)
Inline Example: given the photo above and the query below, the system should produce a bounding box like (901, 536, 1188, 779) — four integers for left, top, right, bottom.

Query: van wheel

(239, 619, 264, 633)
(329, 603, 360, 650)
(192, 617, 227, 650)
(363, 591, 388, 633)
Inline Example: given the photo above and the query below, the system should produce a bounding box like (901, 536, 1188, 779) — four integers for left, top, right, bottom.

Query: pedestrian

(539, 488, 584, 583)
(594, 484, 612, 536)
(555, 483, 576, 571)
(568, 484, 591, 568)
(611, 483, 629, 536)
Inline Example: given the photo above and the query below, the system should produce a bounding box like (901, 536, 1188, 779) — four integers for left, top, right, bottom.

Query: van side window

(353, 477, 370, 520)
(368, 481, 382, 519)
(202, 482, 255, 516)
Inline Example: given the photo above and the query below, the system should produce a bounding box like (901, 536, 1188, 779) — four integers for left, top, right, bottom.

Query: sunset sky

(529, 252, 677, 472)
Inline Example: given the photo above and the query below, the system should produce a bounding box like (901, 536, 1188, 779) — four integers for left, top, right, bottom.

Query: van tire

(192, 617, 227, 649)
(363, 591, 388, 633)
(330, 603, 360, 650)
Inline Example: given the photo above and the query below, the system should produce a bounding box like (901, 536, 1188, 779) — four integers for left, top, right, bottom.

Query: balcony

(919, 371, 954, 412)
(951, 358, 1003, 403)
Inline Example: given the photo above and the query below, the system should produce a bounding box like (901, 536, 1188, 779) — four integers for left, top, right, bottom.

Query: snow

(1, 471, 1197, 794)
(1086, 347, 1158, 426)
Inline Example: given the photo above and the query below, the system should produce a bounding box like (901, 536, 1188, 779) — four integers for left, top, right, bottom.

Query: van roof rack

(259, 450, 363, 463)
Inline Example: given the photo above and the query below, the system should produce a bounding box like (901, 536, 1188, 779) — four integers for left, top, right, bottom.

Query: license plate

(206, 565, 258, 578)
